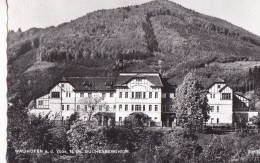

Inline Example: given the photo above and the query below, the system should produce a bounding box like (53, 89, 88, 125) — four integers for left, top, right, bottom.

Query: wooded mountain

(7, 0, 260, 106)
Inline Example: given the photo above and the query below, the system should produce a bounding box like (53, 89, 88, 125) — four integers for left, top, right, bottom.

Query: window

(149, 105, 152, 111)
(217, 118, 219, 124)
(222, 93, 231, 100)
(217, 106, 219, 112)
(66, 92, 71, 97)
(106, 105, 110, 111)
(119, 117, 122, 125)
(77, 105, 80, 111)
(102, 93, 106, 97)
(170, 105, 174, 110)
(155, 105, 158, 111)
(143, 92, 146, 98)
(135, 105, 141, 111)
(119, 92, 122, 98)
(51, 92, 60, 98)
(38, 101, 43, 105)
(143, 105, 146, 111)
(67, 116, 70, 119)
(110, 93, 114, 97)
(210, 94, 212, 98)
(80, 93, 84, 97)
(61, 84, 64, 87)
(162, 105, 166, 112)
(135, 92, 142, 99)
(166, 93, 170, 98)
(113, 105, 116, 111)
(149, 92, 152, 98)
(211, 118, 214, 123)
(88, 93, 92, 98)
(155, 117, 158, 120)
(213, 94, 215, 98)
(125, 105, 128, 111)
(155, 92, 158, 98)
(99, 105, 102, 111)
(132, 92, 134, 98)
(67, 105, 70, 111)
(92, 106, 95, 111)
(85, 105, 88, 111)
(62, 105, 64, 111)
(210, 106, 214, 112)
(119, 105, 122, 111)
(132, 105, 134, 111)
(125, 92, 128, 98)
(69, 93, 71, 97)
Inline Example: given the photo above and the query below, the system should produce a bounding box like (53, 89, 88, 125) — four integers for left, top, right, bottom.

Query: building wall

(207, 83, 233, 124)
(32, 74, 164, 125)
(115, 78, 162, 122)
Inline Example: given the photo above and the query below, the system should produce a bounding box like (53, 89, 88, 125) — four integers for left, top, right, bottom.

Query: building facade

(207, 78, 258, 125)
(30, 63, 176, 126)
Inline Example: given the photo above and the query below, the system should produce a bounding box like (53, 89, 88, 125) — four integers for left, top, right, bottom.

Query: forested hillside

(7, 0, 260, 106)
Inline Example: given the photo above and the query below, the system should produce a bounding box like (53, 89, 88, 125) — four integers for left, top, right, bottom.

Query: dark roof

(122, 62, 157, 73)
(207, 78, 225, 89)
(234, 92, 251, 101)
(161, 78, 176, 93)
(214, 78, 225, 83)
(66, 77, 117, 91)
(115, 75, 163, 87)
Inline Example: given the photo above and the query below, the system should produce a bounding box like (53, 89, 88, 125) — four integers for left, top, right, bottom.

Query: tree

(174, 72, 210, 132)
(124, 112, 151, 127)
(252, 115, 260, 133)
(78, 96, 106, 122)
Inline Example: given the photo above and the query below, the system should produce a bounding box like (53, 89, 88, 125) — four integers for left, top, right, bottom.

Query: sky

(6, 0, 260, 36)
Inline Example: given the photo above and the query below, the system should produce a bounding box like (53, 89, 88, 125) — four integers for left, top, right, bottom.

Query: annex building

(30, 62, 175, 127)
(207, 78, 258, 125)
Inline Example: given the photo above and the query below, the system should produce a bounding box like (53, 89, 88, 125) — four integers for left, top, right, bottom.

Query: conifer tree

(174, 72, 210, 132)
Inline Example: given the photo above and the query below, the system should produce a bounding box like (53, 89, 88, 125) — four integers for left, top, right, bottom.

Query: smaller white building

(207, 78, 257, 125)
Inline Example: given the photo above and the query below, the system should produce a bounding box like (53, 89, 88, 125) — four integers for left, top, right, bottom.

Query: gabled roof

(122, 62, 157, 73)
(219, 84, 233, 92)
(207, 78, 225, 89)
(66, 77, 117, 91)
(214, 78, 225, 83)
(115, 75, 163, 87)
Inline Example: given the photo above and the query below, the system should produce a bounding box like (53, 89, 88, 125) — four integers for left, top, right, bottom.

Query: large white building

(207, 78, 258, 125)
(30, 62, 176, 126)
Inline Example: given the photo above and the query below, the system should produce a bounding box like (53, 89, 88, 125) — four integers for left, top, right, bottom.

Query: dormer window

(217, 85, 221, 88)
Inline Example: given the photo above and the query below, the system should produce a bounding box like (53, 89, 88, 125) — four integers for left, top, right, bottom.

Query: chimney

(158, 60, 162, 74)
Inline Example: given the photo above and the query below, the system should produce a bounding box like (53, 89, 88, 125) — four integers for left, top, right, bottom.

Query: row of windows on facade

(119, 92, 159, 99)
(50, 92, 164, 99)
(60, 104, 160, 112)
(209, 93, 232, 100)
